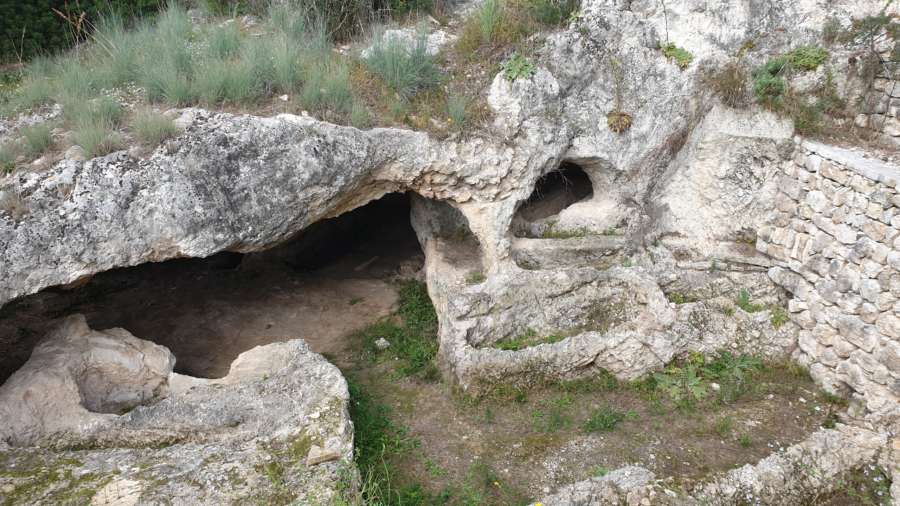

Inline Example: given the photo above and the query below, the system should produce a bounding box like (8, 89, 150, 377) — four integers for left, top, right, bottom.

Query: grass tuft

(583, 405, 625, 432)
(131, 109, 179, 146)
(21, 123, 53, 157)
(364, 31, 442, 100)
(660, 42, 693, 69)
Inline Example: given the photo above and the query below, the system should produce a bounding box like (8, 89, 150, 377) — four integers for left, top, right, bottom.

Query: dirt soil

(345, 354, 836, 503)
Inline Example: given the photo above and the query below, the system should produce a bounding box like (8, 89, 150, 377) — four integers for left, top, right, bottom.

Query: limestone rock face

(0, 316, 353, 504)
(0, 314, 174, 447)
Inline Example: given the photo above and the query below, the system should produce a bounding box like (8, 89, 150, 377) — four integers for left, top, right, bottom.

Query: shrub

(705, 60, 749, 108)
(502, 53, 535, 81)
(526, 0, 580, 26)
(131, 109, 179, 146)
(752, 70, 786, 109)
(660, 42, 693, 69)
(21, 123, 53, 157)
(456, 0, 529, 53)
(364, 32, 442, 100)
(786, 45, 828, 71)
(0, 0, 160, 63)
(583, 406, 625, 432)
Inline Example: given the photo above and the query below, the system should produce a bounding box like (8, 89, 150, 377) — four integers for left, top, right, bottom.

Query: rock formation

(1, 0, 899, 503)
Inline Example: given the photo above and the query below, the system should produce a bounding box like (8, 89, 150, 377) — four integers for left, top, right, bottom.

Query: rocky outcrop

(0, 316, 353, 504)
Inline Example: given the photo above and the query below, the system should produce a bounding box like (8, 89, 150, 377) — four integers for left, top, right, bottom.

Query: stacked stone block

(854, 34, 899, 147)
(756, 141, 899, 419)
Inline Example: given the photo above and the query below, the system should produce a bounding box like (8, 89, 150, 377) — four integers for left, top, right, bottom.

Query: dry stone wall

(854, 36, 899, 147)
(757, 140, 900, 419)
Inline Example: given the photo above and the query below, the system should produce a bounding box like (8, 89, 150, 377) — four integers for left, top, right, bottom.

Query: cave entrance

(0, 192, 425, 381)
(515, 162, 594, 222)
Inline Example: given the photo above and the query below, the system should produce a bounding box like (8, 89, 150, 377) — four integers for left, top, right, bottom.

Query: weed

(21, 123, 53, 157)
(590, 465, 610, 477)
(713, 416, 734, 438)
(365, 31, 442, 100)
(446, 94, 470, 130)
(0, 142, 17, 173)
(131, 109, 179, 146)
(353, 281, 438, 378)
(583, 406, 625, 432)
(735, 289, 764, 313)
(702, 352, 762, 404)
(786, 45, 828, 71)
(526, 0, 580, 26)
(532, 395, 573, 433)
(541, 226, 589, 239)
(559, 371, 619, 393)
(654, 361, 707, 409)
(502, 53, 535, 81)
(300, 59, 353, 114)
(72, 126, 123, 158)
(494, 329, 565, 351)
(667, 292, 699, 305)
(738, 434, 752, 448)
(704, 60, 749, 108)
(769, 305, 789, 329)
(660, 43, 693, 69)
(350, 100, 372, 128)
(465, 271, 486, 284)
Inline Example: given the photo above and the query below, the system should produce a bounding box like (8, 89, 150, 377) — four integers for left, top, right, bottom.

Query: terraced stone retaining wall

(757, 140, 900, 419)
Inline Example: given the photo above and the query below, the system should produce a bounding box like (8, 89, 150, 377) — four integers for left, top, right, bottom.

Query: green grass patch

(364, 31, 442, 100)
(131, 109, 179, 146)
(532, 395, 574, 433)
(355, 281, 439, 379)
(583, 405, 625, 432)
(21, 123, 53, 157)
(493, 329, 566, 351)
(666, 292, 699, 305)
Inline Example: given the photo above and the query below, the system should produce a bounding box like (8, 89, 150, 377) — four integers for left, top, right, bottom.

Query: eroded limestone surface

(0, 317, 353, 504)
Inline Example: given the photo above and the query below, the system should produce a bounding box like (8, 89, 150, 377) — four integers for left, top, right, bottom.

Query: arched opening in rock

(0, 192, 448, 382)
(515, 162, 594, 223)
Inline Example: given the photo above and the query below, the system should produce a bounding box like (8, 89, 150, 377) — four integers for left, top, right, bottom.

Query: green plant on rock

(606, 56, 632, 133)
(735, 288, 765, 313)
(660, 42, 693, 69)
(770, 305, 789, 329)
(786, 45, 828, 71)
(704, 59, 750, 108)
(502, 52, 535, 81)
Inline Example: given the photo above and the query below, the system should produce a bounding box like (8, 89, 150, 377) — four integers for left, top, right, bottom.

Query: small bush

(786, 45, 828, 72)
(606, 111, 632, 133)
(660, 43, 693, 69)
(131, 109, 179, 146)
(526, 0, 580, 26)
(365, 32, 442, 100)
(705, 61, 749, 108)
(584, 406, 625, 432)
(502, 53, 535, 81)
(21, 123, 53, 157)
(752, 71, 786, 109)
